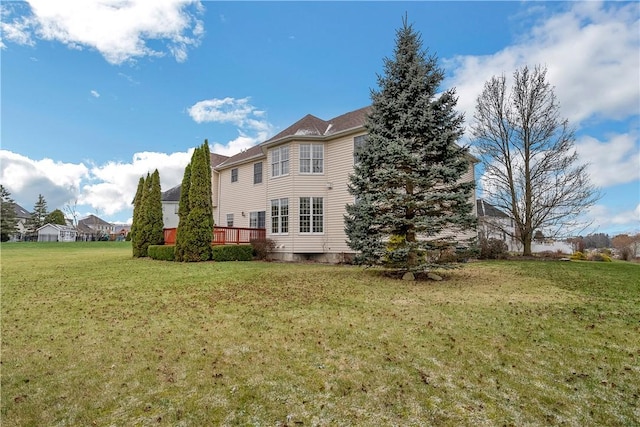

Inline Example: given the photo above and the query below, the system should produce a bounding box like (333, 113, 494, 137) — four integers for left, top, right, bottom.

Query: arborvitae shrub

(479, 238, 508, 259)
(251, 238, 275, 260)
(148, 245, 175, 261)
(212, 245, 253, 262)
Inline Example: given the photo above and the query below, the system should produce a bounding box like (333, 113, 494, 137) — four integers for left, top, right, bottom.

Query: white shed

(36, 224, 77, 242)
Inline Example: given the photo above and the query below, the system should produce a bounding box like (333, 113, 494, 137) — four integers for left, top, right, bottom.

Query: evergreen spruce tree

(345, 18, 476, 273)
(131, 175, 147, 257)
(25, 194, 49, 236)
(1, 185, 18, 242)
(174, 162, 192, 262)
(182, 143, 214, 261)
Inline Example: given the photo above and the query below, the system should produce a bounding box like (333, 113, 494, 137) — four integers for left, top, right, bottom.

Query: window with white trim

(253, 162, 263, 184)
(271, 146, 290, 178)
(250, 211, 266, 228)
(226, 213, 234, 227)
(300, 143, 324, 174)
(270, 198, 288, 234)
(231, 168, 238, 183)
(299, 197, 323, 233)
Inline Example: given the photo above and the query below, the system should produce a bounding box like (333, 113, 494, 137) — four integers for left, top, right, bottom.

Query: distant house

(10, 203, 31, 241)
(36, 223, 77, 242)
(476, 199, 573, 254)
(161, 153, 230, 230)
(78, 214, 114, 239)
(476, 199, 519, 252)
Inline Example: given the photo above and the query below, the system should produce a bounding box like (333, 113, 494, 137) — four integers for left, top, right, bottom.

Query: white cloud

(188, 97, 275, 155)
(0, 0, 205, 65)
(446, 2, 640, 127)
(584, 203, 640, 235)
(0, 150, 89, 210)
(576, 132, 640, 188)
(0, 149, 193, 221)
(90, 90, 100, 98)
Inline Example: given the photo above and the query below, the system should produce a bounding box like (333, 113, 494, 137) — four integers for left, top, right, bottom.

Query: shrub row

(148, 245, 175, 261)
(212, 245, 253, 261)
(148, 244, 253, 262)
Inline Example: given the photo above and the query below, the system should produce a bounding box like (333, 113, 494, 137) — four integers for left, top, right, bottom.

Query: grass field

(1, 242, 639, 426)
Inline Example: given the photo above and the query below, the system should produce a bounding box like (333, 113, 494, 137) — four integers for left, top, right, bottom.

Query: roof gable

(162, 185, 181, 202)
(79, 214, 112, 227)
(477, 199, 510, 218)
(264, 107, 370, 145)
(13, 203, 31, 218)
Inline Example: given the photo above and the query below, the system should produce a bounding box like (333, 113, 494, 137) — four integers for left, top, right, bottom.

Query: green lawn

(1, 242, 639, 426)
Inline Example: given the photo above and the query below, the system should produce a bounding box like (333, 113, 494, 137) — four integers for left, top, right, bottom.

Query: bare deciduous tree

(472, 65, 600, 256)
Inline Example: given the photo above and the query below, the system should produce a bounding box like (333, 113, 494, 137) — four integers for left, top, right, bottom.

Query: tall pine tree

(1, 185, 18, 242)
(174, 162, 192, 262)
(25, 194, 49, 236)
(345, 18, 475, 273)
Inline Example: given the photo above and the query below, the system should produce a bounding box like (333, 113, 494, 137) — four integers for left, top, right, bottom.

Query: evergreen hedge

(212, 245, 253, 262)
(148, 245, 175, 261)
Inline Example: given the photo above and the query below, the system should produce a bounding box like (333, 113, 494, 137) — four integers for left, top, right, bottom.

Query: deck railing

(163, 227, 266, 246)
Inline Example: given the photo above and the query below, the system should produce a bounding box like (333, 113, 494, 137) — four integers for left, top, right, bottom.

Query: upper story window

(354, 135, 367, 164)
(226, 213, 234, 227)
(271, 146, 290, 178)
(300, 143, 324, 174)
(253, 162, 263, 184)
(231, 168, 238, 183)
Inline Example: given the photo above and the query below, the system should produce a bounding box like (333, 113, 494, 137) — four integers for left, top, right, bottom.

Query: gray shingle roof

(476, 199, 510, 218)
(13, 203, 31, 219)
(264, 106, 371, 144)
(215, 106, 371, 170)
(161, 185, 181, 202)
(78, 214, 113, 227)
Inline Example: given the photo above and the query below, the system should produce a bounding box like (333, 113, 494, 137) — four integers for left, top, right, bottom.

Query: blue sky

(1, 1, 638, 236)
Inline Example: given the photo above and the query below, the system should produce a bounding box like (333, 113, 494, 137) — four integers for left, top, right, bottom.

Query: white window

(299, 197, 323, 233)
(300, 143, 324, 174)
(270, 198, 288, 234)
(271, 146, 290, 178)
(231, 168, 238, 183)
(250, 211, 266, 228)
(226, 213, 234, 227)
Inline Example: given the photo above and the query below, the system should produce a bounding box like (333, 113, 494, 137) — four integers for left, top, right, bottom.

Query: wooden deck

(163, 227, 266, 245)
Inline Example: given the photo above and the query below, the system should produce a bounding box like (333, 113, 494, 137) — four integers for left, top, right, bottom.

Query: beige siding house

(211, 106, 478, 262)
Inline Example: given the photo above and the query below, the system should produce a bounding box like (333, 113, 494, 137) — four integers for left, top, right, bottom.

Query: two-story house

(209, 106, 477, 262)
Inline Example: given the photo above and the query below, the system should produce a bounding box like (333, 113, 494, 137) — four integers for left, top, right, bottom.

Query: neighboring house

(476, 199, 519, 252)
(161, 153, 230, 230)
(10, 203, 31, 241)
(476, 199, 573, 254)
(207, 106, 477, 262)
(78, 214, 114, 239)
(36, 223, 77, 242)
(161, 185, 181, 229)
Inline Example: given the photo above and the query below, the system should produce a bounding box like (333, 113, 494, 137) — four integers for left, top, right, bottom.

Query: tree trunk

(523, 238, 532, 256)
